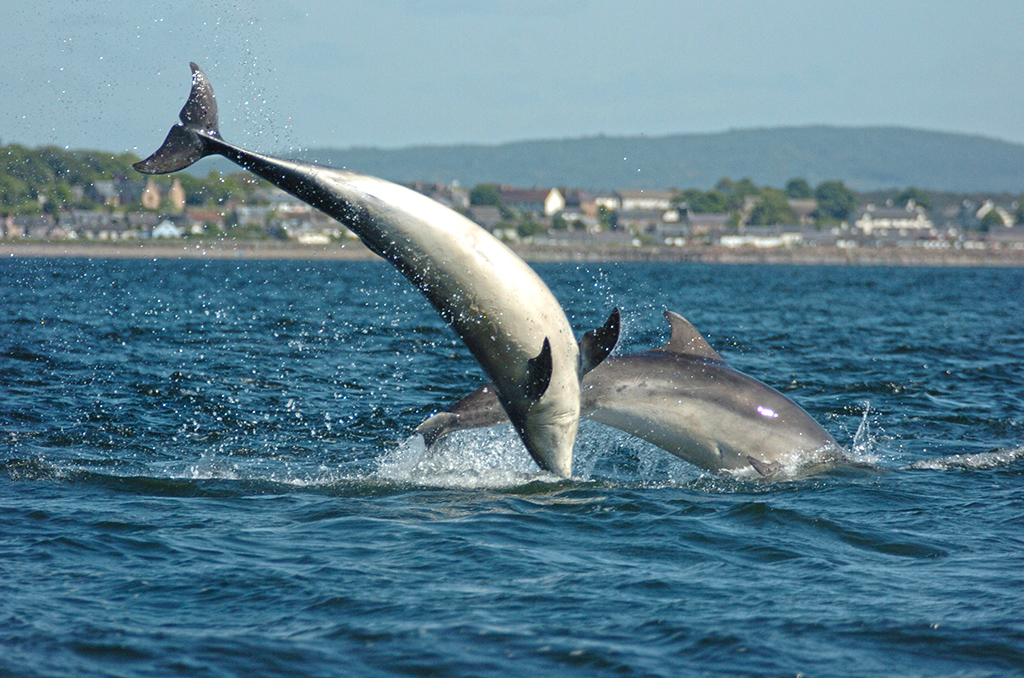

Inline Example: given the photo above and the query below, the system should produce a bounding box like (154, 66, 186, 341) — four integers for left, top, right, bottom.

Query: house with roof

(410, 182, 470, 210)
(497, 187, 565, 216)
(87, 179, 150, 208)
(654, 209, 732, 244)
(593, 192, 621, 212)
(975, 200, 1015, 228)
(720, 226, 803, 249)
(987, 226, 1024, 249)
(187, 209, 226, 233)
(562, 189, 598, 219)
(141, 178, 163, 210)
(3, 215, 56, 239)
(152, 219, 183, 239)
(87, 181, 122, 207)
(467, 206, 503, 231)
(618, 207, 679, 235)
(166, 178, 186, 212)
(788, 198, 819, 225)
(853, 201, 933, 235)
(616, 190, 675, 212)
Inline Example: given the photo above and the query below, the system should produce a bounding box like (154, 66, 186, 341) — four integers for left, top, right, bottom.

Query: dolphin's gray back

(581, 352, 839, 472)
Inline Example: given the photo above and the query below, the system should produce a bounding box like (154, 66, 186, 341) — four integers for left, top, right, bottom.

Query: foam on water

(904, 445, 1024, 471)
(374, 428, 562, 489)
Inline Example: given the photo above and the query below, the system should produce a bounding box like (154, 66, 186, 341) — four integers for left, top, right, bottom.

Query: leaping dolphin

(134, 62, 620, 477)
(417, 311, 845, 477)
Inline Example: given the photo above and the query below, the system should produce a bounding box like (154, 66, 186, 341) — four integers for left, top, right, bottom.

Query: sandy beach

(3, 239, 1024, 266)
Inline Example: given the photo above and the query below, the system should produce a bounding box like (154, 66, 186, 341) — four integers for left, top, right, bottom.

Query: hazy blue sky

(3, 1, 1023, 155)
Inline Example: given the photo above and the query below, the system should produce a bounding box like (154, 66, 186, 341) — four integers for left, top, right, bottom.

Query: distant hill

(265, 126, 1024, 193)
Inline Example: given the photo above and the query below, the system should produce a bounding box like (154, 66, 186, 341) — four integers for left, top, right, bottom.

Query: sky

(3, 0, 1023, 156)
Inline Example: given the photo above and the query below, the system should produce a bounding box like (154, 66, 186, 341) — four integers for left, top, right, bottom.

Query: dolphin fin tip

(662, 311, 724, 362)
(579, 307, 621, 376)
(134, 62, 220, 175)
(133, 125, 207, 175)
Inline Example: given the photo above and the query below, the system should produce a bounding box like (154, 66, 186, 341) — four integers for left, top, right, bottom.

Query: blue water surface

(2, 258, 1023, 677)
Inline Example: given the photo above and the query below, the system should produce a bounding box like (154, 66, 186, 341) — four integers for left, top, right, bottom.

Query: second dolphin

(418, 311, 844, 477)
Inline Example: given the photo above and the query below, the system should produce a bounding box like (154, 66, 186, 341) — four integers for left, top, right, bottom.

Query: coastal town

(3, 147, 1024, 259)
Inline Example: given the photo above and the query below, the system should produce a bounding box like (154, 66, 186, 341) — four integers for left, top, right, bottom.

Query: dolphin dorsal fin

(579, 307, 621, 376)
(661, 311, 724, 361)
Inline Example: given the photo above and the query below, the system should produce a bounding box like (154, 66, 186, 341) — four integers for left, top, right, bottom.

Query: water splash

(374, 428, 560, 489)
(904, 446, 1024, 471)
(848, 400, 884, 466)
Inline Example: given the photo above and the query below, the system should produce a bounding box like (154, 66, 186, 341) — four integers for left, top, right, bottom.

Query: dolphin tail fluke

(133, 62, 220, 174)
(579, 308, 620, 376)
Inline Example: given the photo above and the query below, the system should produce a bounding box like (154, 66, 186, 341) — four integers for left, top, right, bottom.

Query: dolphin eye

(757, 405, 779, 419)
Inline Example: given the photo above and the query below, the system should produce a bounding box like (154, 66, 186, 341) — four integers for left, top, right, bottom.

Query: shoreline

(3, 239, 1024, 267)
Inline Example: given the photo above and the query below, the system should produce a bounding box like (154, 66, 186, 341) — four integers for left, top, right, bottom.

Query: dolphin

(417, 311, 845, 477)
(134, 62, 620, 477)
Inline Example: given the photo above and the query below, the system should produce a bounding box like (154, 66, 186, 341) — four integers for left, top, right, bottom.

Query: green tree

(897, 186, 932, 210)
(470, 183, 502, 206)
(785, 178, 813, 199)
(749, 188, 796, 225)
(597, 205, 618, 230)
(815, 181, 857, 222)
(516, 214, 546, 238)
(980, 209, 1006, 231)
(675, 188, 730, 214)
(715, 177, 759, 210)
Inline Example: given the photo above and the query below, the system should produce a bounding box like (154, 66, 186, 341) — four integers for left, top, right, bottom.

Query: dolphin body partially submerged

(418, 311, 845, 477)
(135, 63, 620, 477)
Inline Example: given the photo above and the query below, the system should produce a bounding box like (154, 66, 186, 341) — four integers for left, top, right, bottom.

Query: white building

(152, 220, 183, 239)
(854, 202, 933, 235)
(616, 190, 675, 212)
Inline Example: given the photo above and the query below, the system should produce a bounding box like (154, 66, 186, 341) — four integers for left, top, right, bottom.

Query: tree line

(0, 143, 262, 214)
(3, 143, 1021, 229)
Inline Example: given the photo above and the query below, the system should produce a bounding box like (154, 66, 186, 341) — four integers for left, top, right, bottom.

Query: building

(152, 220, 183, 239)
(141, 178, 162, 210)
(167, 178, 187, 213)
(853, 202, 933, 235)
(562, 189, 598, 219)
(409, 182, 470, 210)
(720, 227, 802, 249)
(616, 190, 675, 212)
(467, 206, 502, 231)
(788, 198, 819, 225)
(497, 187, 565, 216)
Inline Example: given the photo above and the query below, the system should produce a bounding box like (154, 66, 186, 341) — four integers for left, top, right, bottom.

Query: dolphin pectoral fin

(134, 62, 220, 174)
(661, 311, 724, 362)
(579, 307, 621, 376)
(525, 338, 553, 403)
(747, 456, 783, 477)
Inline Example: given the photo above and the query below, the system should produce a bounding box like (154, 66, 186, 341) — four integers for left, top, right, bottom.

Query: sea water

(2, 258, 1022, 677)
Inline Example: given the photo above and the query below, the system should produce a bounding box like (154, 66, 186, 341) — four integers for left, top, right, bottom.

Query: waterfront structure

(853, 201, 933, 235)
